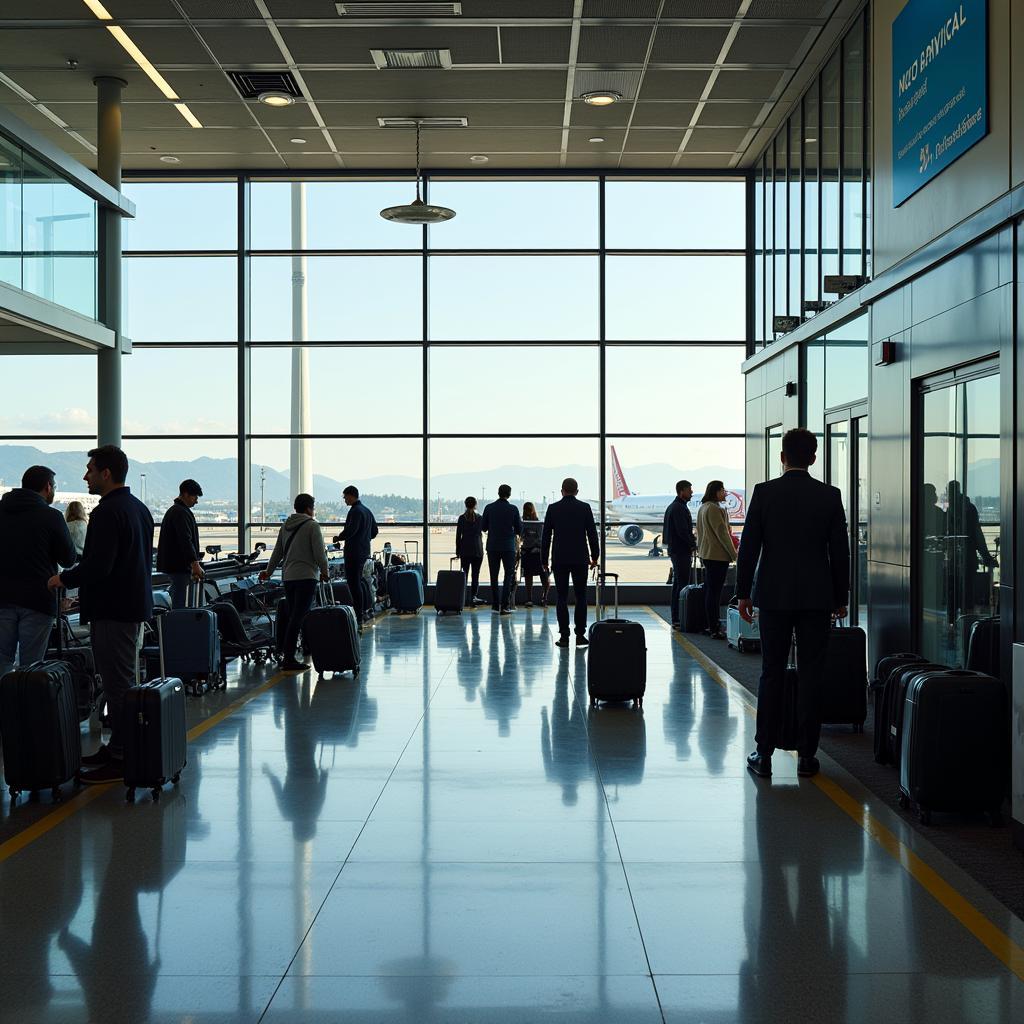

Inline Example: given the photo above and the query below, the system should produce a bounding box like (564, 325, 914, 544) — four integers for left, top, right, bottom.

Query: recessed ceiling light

(469, 154, 488, 163)
(159, 155, 180, 163)
(581, 91, 621, 107)
(290, 137, 307, 144)
(805, 136, 818, 143)
(258, 91, 294, 107)
(589, 137, 605, 143)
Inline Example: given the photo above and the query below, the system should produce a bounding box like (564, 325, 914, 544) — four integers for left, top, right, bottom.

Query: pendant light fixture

(379, 121, 456, 225)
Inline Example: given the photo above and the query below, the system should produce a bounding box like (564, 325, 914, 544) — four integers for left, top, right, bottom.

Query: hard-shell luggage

(160, 582, 221, 693)
(884, 661, 947, 767)
(303, 583, 361, 676)
(402, 541, 425, 584)
(820, 623, 868, 732)
(872, 653, 927, 764)
(123, 616, 187, 804)
(587, 572, 647, 707)
(435, 557, 467, 615)
(389, 567, 424, 614)
(679, 584, 705, 632)
(0, 660, 81, 801)
(330, 580, 354, 606)
(48, 609, 101, 724)
(966, 616, 1000, 677)
(726, 598, 760, 652)
(898, 669, 1006, 825)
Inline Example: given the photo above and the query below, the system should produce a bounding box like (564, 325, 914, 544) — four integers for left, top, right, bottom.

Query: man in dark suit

(334, 485, 379, 626)
(663, 480, 696, 627)
(542, 478, 600, 648)
(481, 484, 522, 614)
(736, 428, 849, 779)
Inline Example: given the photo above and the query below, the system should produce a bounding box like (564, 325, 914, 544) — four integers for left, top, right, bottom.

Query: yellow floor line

(642, 605, 1024, 983)
(0, 606, 391, 864)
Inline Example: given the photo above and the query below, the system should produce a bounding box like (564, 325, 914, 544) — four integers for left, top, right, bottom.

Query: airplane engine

(617, 524, 644, 546)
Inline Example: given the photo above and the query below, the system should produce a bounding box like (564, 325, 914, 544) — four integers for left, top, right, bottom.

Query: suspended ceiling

(0, 0, 859, 173)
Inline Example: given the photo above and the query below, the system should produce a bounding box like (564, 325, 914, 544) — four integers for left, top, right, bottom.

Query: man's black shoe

(79, 760, 124, 785)
(81, 744, 112, 768)
(281, 659, 310, 672)
(746, 751, 771, 778)
(492, 606, 501, 613)
(555, 636, 570, 648)
(797, 756, 820, 778)
(500, 607, 512, 615)
(576, 635, 590, 647)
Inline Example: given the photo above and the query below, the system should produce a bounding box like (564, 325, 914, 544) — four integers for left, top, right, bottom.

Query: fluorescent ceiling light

(258, 91, 294, 107)
(82, 0, 112, 18)
(290, 137, 307, 144)
(105, 25, 178, 99)
(174, 102, 203, 128)
(581, 91, 621, 106)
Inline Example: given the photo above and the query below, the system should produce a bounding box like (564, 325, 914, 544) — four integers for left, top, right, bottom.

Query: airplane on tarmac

(0, 485, 99, 513)
(604, 446, 745, 547)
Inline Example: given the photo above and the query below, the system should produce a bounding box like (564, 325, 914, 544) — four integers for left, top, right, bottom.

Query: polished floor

(1, 606, 1023, 1023)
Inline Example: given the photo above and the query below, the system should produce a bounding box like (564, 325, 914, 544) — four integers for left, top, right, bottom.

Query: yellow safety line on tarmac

(642, 606, 1024, 983)
(0, 607, 389, 864)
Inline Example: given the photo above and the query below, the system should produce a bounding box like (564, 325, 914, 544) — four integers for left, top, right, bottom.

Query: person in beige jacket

(696, 480, 737, 639)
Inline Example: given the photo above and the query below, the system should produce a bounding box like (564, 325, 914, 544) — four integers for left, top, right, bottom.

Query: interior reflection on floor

(0, 606, 1021, 1023)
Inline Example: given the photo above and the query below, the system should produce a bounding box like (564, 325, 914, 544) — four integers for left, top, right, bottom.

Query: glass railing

(0, 133, 97, 319)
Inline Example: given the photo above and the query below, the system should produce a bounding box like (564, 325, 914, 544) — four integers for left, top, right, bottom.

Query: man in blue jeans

(0, 465, 77, 677)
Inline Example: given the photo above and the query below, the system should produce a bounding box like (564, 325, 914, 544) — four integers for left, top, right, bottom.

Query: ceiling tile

(427, 127, 563, 152)
(280, 26, 500, 65)
(124, 153, 286, 170)
(177, 0, 262, 16)
(746, 0, 831, 18)
(631, 101, 698, 128)
(44, 100, 251, 130)
(568, 127, 626, 149)
(0, 102, 72, 135)
(195, 26, 285, 65)
(708, 68, 785, 100)
(686, 125, 748, 150)
(458, 2, 575, 16)
(583, 1, 660, 16)
(2, 27, 135, 72)
(567, 101, 633, 129)
(663, 0, 741, 16)
(624, 129, 685, 153)
(564, 153, 621, 169)
(2, 1, 98, 17)
(303, 68, 567, 102)
(118, 28, 216, 66)
(0, 68, 167, 103)
(650, 26, 731, 64)
(579, 25, 654, 64)
(498, 27, 572, 64)
(638, 69, 713, 101)
(698, 100, 764, 126)
(244, 99, 323, 128)
(122, 126, 275, 153)
(617, 153, 676, 168)
(726, 25, 812, 65)
(671, 152, 733, 168)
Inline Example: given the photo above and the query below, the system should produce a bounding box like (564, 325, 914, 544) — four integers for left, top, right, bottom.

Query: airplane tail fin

(610, 445, 631, 499)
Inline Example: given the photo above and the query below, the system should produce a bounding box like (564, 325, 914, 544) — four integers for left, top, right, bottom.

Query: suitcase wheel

(126, 787, 136, 803)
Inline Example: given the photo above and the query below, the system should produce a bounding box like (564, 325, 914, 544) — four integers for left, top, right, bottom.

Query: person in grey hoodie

(0, 465, 77, 677)
(259, 493, 329, 672)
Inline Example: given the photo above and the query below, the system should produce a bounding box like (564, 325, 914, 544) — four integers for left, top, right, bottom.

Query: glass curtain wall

(753, 7, 869, 348)
(110, 176, 747, 584)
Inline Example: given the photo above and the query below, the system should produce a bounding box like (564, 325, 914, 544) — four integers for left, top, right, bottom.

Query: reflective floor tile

(262, 975, 665, 1023)
(290, 862, 649, 977)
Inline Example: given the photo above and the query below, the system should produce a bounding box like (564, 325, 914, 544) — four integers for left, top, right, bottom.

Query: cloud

(0, 407, 95, 434)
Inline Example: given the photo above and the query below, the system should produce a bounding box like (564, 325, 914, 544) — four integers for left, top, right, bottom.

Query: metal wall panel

(908, 286, 1009, 381)
(867, 560, 911, 669)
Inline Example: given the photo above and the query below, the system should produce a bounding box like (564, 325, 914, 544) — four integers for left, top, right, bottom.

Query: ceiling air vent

(371, 48, 453, 69)
(377, 116, 468, 128)
(337, 3, 462, 14)
(227, 70, 303, 101)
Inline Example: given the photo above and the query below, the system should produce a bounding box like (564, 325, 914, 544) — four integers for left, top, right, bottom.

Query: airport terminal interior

(1, 1, 1024, 1021)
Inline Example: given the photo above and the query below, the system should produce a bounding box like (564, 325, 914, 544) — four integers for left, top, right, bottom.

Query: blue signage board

(892, 0, 988, 206)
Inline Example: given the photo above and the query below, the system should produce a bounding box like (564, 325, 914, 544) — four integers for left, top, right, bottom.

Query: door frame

(825, 402, 867, 624)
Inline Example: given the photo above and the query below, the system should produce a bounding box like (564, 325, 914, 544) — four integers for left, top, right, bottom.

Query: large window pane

(605, 181, 744, 249)
(754, 161, 764, 345)
(824, 314, 868, 408)
(605, 256, 744, 341)
(250, 437, 423, 524)
(605, 345, 745, 433)
(429, 346, 598, 433)
(0, 439, 94, 498)
(124, 182, 238, 251)
(804, 337, 826, 479)
(821, 52, 841, 283)
(0, 354, 96, 435)
(842, 17, 865, 276)
(120, 438, 238, 521)
(123, 347, 237, 434)
(773, 135, 787, 321)
(604, 437, 745, 583)
(429, 256, 598, 341)
(250, 181, 423, 251)
(250, 346, 422, 434)
(427, 436, 598, 580)
(428, 181, 598, 249)
(124, 256, 237, 342)
(788, 115, 802, 317)
(803, 80, 820, 309)
(250, 255, 421, 341)
(0, 137, 21, 289)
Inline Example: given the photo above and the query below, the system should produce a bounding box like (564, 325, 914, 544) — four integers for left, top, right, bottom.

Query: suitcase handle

(318, 581, 336, 607)
(595, 570, 618, 620)
(187, 580, 206, 609)
(404, 540, 419, 562)
(156, 613, 166, 680)
(450, 556, 459, 569)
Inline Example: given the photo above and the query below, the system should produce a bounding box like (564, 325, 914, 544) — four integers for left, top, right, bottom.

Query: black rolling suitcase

(0, 659, 81, 801)
(679, 584, 706, 632)
(435, 557, 467, 615)
(899, 669, 1006, 825)
(48, 601, 101, 723)
(820, 623, 868, 732)
(123, 615, 187, 804)
(871, 653, 927, 764)
(884, 661, 947, 767)
(587, 572, 647, 707)
(966, 616, 1000, 676)
(303, 583, 361, 676)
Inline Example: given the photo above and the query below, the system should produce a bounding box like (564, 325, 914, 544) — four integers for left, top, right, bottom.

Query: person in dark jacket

(520, 501, 550, 607)
(736, 428, 849, 780)
(663, 480, 696, 627)
(0, 465, 77, 678)
(333, 485, 379, 625)
(50, 446, 155, 785)
(455, 496, 485, 606)
(155, 479, 205, 609)
(541, 478, 600, 647)
(481, 484, 522, 614)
